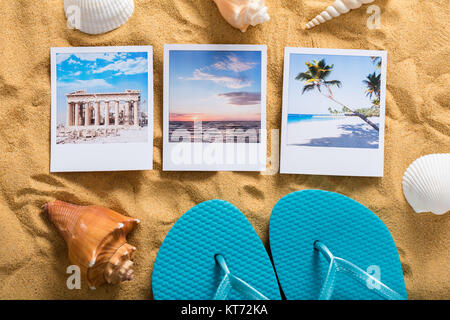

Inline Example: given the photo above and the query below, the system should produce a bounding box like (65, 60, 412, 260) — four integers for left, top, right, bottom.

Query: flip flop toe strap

(213, 255, 269, 300)
(314, 241, 405, 300)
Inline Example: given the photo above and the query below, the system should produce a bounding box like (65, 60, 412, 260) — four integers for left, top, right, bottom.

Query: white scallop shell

(213, 0, 270, 32)
(402, 154, 450, 215)
(64, 0, 135, 35)
(305, 0, 375, 29)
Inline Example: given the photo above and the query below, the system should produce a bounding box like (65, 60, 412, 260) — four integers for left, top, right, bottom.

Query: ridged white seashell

(213, 0, 270, 32)
(64, 0, 135, 35)
(402, 154, 450, 215)
(305, 0, 375, 29)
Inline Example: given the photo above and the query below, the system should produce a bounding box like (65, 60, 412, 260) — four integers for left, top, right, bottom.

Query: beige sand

(0, 0, 449, 300)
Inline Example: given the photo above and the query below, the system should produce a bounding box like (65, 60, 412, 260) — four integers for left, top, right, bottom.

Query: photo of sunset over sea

(168, 50, 263, 143)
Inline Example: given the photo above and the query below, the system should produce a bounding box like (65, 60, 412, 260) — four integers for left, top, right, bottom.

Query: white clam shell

(305, 0, 375, 29)
(64, 0, 135, 35)
(402, 154, 450, 215)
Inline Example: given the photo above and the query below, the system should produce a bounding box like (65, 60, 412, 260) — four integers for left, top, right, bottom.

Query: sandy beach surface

(288, 117, 380, 148)
(0, 1, 449, 299)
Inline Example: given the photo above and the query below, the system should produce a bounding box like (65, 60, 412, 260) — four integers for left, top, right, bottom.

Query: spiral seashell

(213, 0, 270, 32)
(305, 0, 375, 29)
(402, 154, 450, 215)
(43, 200, 140, 289)
(64, 0, 135, 35)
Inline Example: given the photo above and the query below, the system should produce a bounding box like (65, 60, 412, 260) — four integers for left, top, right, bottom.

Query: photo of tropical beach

(287, 54, 383, 149)
(168, 50, 262, 143)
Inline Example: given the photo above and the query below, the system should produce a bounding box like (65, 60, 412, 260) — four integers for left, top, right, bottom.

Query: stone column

(133, 101, 139, 127)
(115, 101, 119, 126)
(66, 103, 72, 126)
(125, 101, 131, 125)
(105, 101, 110, 126)
(95, 101, 100, 126)
(85, 103, 90, 126)
(70, 103, 74, 126)
(75, 103, 80, 127)
(71, 103, 75, 126)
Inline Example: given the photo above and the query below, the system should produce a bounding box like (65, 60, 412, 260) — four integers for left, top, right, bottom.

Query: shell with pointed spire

(213, 0, 270, 32)
(305, 0, 375, 29)
(43, 200, 140, 289)
(64, 0, 135, 35)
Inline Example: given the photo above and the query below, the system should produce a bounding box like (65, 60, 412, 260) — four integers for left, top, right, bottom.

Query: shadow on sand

(289, 123, 379, 149)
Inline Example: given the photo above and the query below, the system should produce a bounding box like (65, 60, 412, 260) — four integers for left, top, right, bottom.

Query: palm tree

(296, 59, 379, 132)
(371, 98, 380, 108)
(296, 59, 342, 96)
(363, 72, 381, 99)
(371, 56, 382, 69)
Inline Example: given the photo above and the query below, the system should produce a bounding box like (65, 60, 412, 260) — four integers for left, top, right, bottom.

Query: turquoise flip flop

(152, 200, 281, 300)
(269, 190, 408, 300)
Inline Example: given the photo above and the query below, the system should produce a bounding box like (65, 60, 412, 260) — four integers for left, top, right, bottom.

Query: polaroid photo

(281, 48, 387, 177)
(163, 44, 267, 171)
(50, 46, 154, 172)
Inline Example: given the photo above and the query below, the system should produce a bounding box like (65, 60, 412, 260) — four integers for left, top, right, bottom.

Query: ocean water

(169, 121, 261, 143)
(288, 114, 346, 123)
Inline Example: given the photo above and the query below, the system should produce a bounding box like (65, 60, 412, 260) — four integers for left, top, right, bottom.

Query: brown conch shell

(43, 200, 140, 289)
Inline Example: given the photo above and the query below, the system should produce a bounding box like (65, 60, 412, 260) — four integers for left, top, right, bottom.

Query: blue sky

(169, 50, 262, 122)
(56, 52, 148, 124)
(288, 54, 381, 115)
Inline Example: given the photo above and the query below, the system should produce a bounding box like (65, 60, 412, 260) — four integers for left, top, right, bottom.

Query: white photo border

(280, 47, 387, 177)
(50, 46, 154, 172)
(163, 44, 267, 171)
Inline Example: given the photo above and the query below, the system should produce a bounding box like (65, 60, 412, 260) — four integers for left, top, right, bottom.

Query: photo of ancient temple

(65, 90, 141, 128)
(55, 51, 150, 144)
(57, 89, 148, 144)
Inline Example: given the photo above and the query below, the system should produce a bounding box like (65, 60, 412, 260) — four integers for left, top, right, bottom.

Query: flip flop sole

(152, 200, 281, 300)
(269, 190, 407, 300)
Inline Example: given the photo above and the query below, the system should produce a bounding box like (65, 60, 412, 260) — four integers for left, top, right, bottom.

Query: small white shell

(213, 0, 270, 32)
(64, 0, 135, 35)
(305, 0, 375, 29)
(402, 154, 450, 215)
